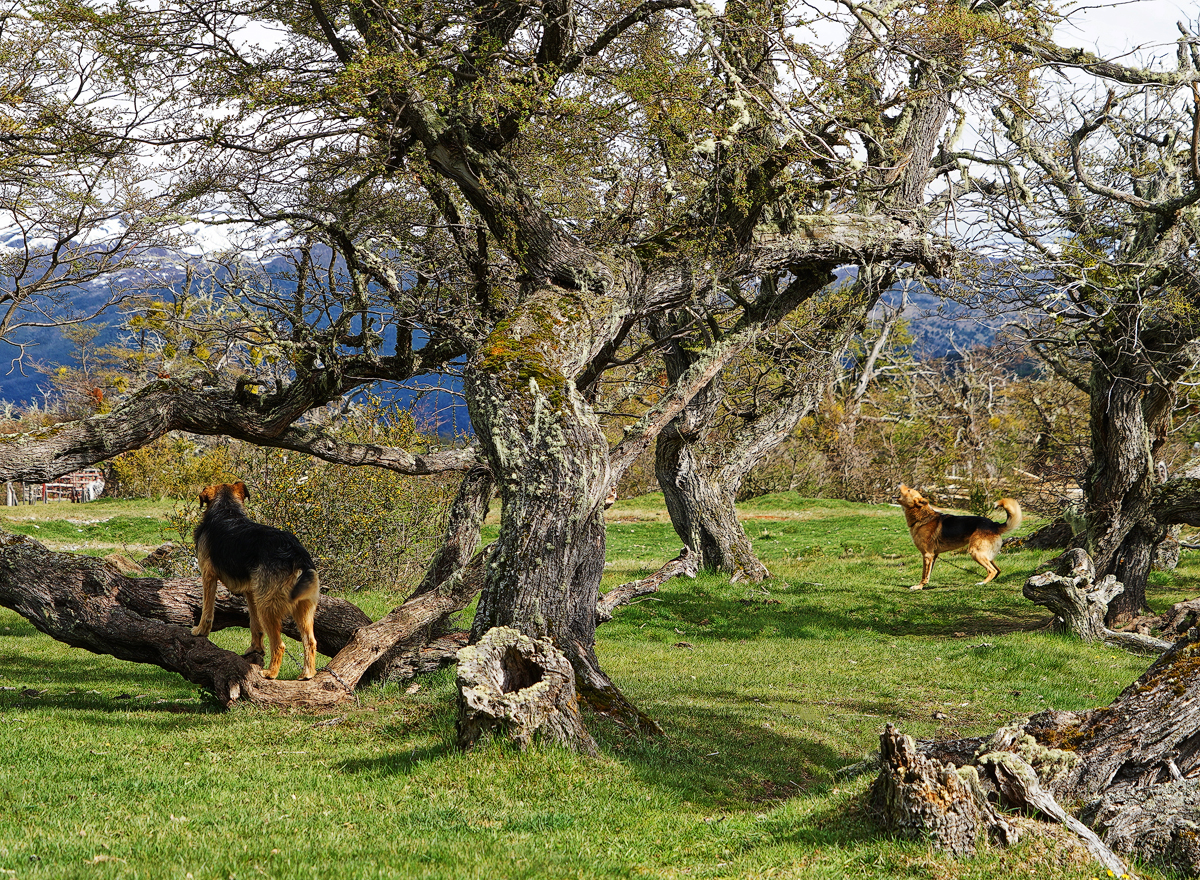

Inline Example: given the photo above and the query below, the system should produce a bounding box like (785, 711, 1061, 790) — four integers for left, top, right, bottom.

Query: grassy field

(0, 493, 1190, 879)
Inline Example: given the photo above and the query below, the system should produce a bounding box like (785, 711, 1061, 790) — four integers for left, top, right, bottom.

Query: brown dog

(897, 484, 1021, 590)
(191, 481, 320, 679)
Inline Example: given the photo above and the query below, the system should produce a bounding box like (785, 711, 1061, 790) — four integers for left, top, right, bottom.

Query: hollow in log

(456, 626, 598, 756)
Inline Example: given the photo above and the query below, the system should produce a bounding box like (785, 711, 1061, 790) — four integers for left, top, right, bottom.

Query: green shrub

(109, 434, 237, 499)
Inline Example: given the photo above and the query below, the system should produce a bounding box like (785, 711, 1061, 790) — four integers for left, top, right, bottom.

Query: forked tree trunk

(652, 314, 769, 582)
(656, 427, 769, 582)
(650, 274, 886, 581)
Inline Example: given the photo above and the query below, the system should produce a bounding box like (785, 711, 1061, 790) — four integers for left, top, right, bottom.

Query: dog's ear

(198, 485, 216, 509)
(232, 481, 250, 502)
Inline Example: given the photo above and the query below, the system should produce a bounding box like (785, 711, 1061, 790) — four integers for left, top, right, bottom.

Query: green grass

(0, 498, 177, 556)
(0, 494, 1186, 879)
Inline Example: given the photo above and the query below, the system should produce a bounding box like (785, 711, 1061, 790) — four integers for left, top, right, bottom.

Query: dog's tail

(291, 568, 320, 601)
(996, 498, 1022, 535)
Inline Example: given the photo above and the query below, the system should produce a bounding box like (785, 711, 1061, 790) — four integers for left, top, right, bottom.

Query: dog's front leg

(192, 573, 218, 636)
(911, 553, 936, 590)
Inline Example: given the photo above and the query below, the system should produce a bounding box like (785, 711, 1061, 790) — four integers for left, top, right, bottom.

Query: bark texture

(1082, 372, 1168, 623)
(892, 622, 1200, 876)
(1022, 548, 1169, 653)
(869, 724, 1014, 857)
(456, 626, 598, 756)
(460, 281, 687, 736)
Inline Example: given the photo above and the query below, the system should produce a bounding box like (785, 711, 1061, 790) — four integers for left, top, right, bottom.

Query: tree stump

(456, 627, 598, 756)
(1023, 548, 1171, 653)
(1023, 548, 1122, 643)
(869, 723, 1014, 856)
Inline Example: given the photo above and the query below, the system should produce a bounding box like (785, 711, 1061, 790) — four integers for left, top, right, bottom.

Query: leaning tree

(0, 0, 1052, 742)
(961, 32, 1200, 621)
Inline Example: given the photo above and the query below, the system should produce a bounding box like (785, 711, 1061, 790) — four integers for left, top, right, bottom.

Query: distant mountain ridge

(1, 277, 1016, 417)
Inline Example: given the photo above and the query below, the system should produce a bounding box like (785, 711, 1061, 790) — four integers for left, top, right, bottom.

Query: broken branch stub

(456, 627, 598, 756)
(455, 627, 597, 755)
(1024, 548, 1171, 653)
(1023, 548, 1121, 643)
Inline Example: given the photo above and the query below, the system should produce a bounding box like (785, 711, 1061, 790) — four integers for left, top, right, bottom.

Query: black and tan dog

(897, 484, 1021, 590)
(191, 481, 319, 680)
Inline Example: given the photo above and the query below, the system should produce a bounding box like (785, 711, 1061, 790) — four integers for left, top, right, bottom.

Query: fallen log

(0, 530, 483, 709)
(875, 621, 1200, 876)
(869, 723, 1134, 876)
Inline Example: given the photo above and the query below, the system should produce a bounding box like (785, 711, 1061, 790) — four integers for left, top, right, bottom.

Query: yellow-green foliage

(229, 445, 457, 593)
(110, 435, 237, 500)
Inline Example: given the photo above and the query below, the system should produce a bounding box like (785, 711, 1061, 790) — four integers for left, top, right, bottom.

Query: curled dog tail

(292, 567, 320, 601)
(996, 498, 1022, 535)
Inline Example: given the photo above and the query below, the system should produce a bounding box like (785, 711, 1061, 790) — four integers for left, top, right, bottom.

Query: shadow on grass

(592, 710, 843, 809)
(618, 574, 1052, 643)
(0, 644, 215, 716)
(334, 743, 454, 776)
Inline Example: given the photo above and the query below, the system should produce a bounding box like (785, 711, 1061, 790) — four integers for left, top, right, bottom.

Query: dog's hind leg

(293, 597, 317, 681)
(971, 554, 1000, 585)
(242, 590, 265, 657)
(291, 569, 320, 681)
(258, 602, 286, 679)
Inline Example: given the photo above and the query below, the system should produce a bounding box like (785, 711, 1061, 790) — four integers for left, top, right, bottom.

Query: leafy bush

(110, 435, 237, 499)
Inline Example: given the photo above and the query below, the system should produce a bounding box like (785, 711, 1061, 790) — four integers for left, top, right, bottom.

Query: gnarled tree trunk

(463, 288, 658, 734)
(1082, 355, 1192, 624)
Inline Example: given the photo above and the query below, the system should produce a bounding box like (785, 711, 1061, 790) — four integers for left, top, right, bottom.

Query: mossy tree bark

(463, 288, 656, 729)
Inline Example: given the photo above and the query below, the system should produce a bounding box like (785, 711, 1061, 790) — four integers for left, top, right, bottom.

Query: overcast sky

(1061, 0, 1196, 61)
